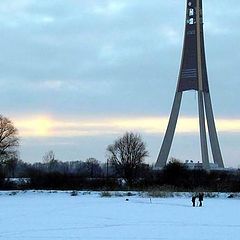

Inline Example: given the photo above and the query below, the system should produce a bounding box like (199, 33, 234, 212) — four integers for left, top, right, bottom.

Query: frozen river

(0, 191, 239, 240)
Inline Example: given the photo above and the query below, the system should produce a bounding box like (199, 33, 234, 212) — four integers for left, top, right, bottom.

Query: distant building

(184, 160, 222, 170)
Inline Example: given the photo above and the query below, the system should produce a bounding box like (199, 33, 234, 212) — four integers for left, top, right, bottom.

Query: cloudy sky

(0, 0, 240, 167)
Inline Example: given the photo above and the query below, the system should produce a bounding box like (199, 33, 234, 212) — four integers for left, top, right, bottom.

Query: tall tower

(155, 0, 224, 170)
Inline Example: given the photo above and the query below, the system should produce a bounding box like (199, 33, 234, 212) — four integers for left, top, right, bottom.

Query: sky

(0, 0, 240, 167)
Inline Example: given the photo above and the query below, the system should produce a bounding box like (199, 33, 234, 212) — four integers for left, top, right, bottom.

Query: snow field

(0, 191, 239, 240)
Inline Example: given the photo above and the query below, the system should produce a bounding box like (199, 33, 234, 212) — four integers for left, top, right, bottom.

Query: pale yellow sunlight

(16, 117, 54, 137)
(13, 116, 240, 138)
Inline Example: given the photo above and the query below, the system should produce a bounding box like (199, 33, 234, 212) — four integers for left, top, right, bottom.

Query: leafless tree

(85, 158, 102, 177)
(43, 150, 55, 163)
(0, 115, 19, 162)
(43, 150, 58, 172)
(107, 132, 149, 185)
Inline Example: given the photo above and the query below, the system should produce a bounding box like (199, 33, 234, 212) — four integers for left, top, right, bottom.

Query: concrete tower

(155, 0, 224, 170)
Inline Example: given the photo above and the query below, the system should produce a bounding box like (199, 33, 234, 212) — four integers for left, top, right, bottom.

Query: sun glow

(16, 117, 54, 137)
(13, 116, 240, 138)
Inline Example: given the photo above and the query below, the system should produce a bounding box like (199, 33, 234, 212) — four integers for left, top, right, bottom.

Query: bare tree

(107, 132, 149, 185)
(0, 115, 19, 162)
(43, 150, 59, 172)
(43, 150, 55, 163)
(85, 158, 102, 178)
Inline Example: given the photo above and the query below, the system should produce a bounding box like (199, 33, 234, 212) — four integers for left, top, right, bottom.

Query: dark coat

(199, 193, 204, 201)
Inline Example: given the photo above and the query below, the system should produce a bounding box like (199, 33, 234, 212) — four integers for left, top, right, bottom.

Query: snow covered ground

(0, 191, 239, 240)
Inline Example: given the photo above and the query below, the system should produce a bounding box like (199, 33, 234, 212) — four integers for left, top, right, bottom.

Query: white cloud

(41, 80, 63, 90)
(0, 0, 31, 13)
(93, 1, 126, 15)
(161, 27, 182, 45)
(41, 16, 55, 23)
(206, 22, 232, 35)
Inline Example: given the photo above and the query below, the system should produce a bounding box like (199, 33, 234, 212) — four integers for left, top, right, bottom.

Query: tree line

(0, 114, 240, 191)
(1, 156, 240, 192)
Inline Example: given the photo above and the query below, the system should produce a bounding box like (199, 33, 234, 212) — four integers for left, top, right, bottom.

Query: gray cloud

(0, 0, 239, 116)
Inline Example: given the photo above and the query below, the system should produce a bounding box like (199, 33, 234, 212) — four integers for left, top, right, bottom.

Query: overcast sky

(0, 0, 240, 167)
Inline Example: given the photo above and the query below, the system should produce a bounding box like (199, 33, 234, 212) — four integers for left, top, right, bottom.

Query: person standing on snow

(192, 195, 197, 207)
(198, 192, 204, 207)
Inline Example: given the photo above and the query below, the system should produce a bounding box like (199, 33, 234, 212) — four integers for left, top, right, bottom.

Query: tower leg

(204, 92, 224, 168)
(155, 91, 182, 168)
(198, 91, 210, 170)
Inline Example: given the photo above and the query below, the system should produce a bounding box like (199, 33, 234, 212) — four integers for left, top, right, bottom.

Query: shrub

(100, 191, 112, 197)
(147, 190, 174, 198)
(9, 191, 18, 196)
(70, 190, 78, 196)
(204, 192, 219, 198)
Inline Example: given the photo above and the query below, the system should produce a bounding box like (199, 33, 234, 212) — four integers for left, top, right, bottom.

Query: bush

(70, 190, 79, 196)
(204, 192, 219, 198)
(147, 190, 174, 198)
(100, 191, 112, 197)
(9, 191, 18, 196)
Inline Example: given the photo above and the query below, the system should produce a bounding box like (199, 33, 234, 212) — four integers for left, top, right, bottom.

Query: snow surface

(0, 191, 239, 240)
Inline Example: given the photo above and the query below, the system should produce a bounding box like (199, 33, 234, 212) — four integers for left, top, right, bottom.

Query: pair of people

(192, 192, 204, 207)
